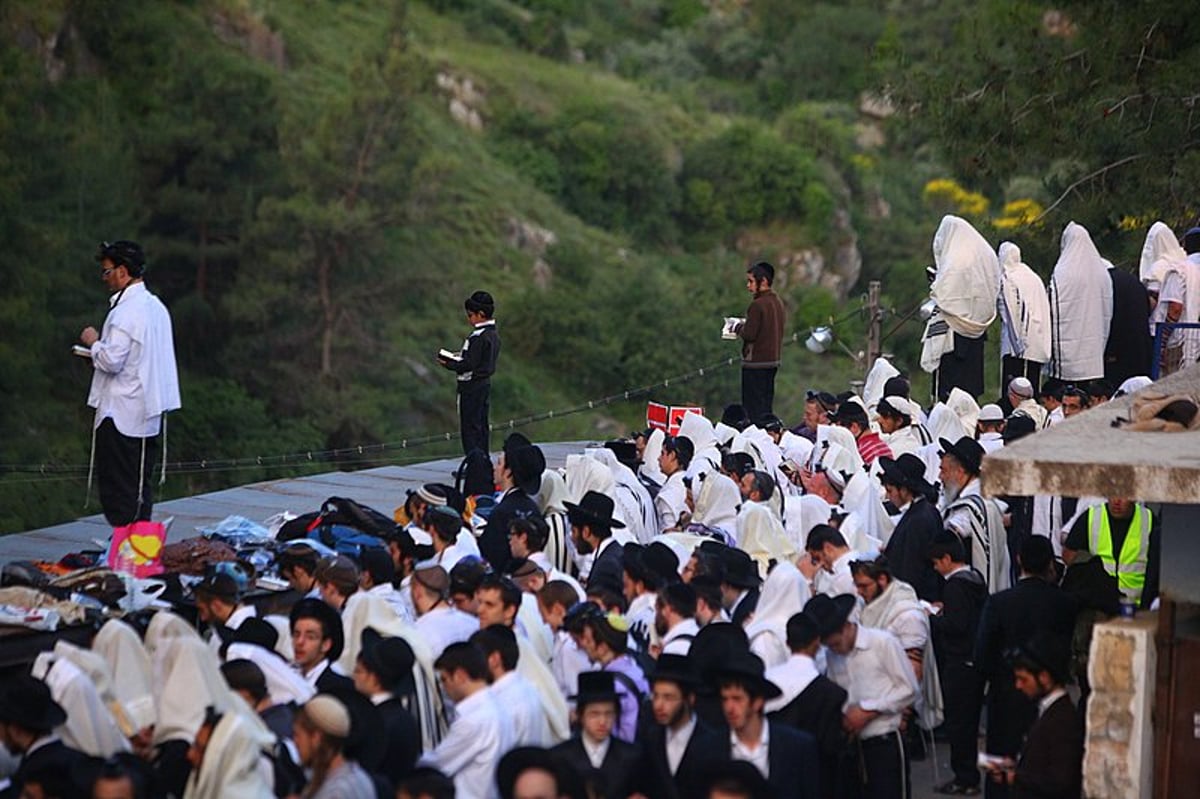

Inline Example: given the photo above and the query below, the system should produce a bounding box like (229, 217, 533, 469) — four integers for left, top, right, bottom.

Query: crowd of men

(0, 365, 1162, 799)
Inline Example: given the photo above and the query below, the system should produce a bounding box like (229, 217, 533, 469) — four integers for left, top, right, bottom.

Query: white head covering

(677, 412, 721, 482)
(586, 447, 656, 543)
(535, 468, 569, 515)
(840, 471, 892, 553)
(639, 428, 667, 486)
(744, 563, 808, 668)
(1048, 221, 1114, 380)
(817, 425, 864, 474)
(564, 453, 616, 502)
(144, 610, 202, 659)
(928, 215, 1001, 337)
(224, 642, 315, 708)
(182, 708, 275, 799)
(92, 618, 157, 733)
(1116, 375, 1154, 396)
(863, 357, 902, 416)
(31, 650, 130, 757)
(945, 388, 981, 437)
(999, 241, 1052, 363)
(1140, 221, 1187, 285)
(690, 472, 742, 536)
(152, 636, 240, 745)
(784, 494, 832, 550)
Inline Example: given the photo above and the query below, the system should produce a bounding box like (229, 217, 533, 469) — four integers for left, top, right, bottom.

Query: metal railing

(1150, 322, 1200, 379)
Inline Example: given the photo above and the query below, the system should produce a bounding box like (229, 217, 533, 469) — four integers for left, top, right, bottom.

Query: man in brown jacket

(737, 261, 785, 424)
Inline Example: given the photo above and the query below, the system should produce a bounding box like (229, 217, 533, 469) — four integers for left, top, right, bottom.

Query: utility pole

(865, 280, 882, 377)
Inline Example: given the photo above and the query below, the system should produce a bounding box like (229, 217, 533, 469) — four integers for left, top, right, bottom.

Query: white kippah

(305, 694, 351, 738)
(1008, 377, 1034, 398)
(978, 404, 1005, 423)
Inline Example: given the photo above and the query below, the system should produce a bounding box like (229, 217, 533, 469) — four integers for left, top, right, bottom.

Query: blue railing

(1150, 322, 1200, 379)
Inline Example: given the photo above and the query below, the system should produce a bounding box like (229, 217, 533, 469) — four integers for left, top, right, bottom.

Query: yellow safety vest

(1087, 505, 1150, 602)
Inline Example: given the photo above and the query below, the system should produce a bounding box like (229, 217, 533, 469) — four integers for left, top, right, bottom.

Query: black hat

(193, 570, 242, 604)
(719, 547, 761, 589)
(720, 404, 750, 431)
(360, 627, 416, 691)
(883, 375, 911, 399)
(831, 401, 869, 427)
(0, 675, 67, 732)
(650, 653, 699, 688)
(464, 290, 495, 316)
(643, 541, 680, 585)
(506, 444, 545, 495)
(757, 413, 785, 432)
(496, 747, 580, 799)
(96, 240, 146, 276)
(604, 440, 639, 470)
(564, 491, 626, 530)
(701, 760, 772, 799)
(803, 593, 857, 638)
(229, 617, 280, 652)
(1003, 413, 1038, 443)
(938, 436, 985, 475)
(876, 453, 934, 496)
(570, 670, 620, 707)
(805, 390, 838, 412)
(713, 650, 782, 699)
(1009, 629, 1071, 684)
(502, 432, 533, 458)
(288, 597, 345, 662)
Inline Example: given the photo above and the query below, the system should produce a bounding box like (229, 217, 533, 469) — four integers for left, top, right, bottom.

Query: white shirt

(656, 471, 688, 531)
(1038, 687, 1068, 717)
(436, 541, 471, 572)
(978, 431, 1004, 454)
(420, 688, 513, 799)
(552, 630, 591, 701)
(582, 734, 611, 769)
(415, 604, 479, 658)
(764, 653, 820, 713)
(627, 592, 657, 641)
(730, 722, 770, 777)
(88, 281, 181, 437)
(298, 658, 335, 689)
(819, 550, 860, 598)
(665, 714, 697, 774)
(530, 553, 586, 600)
(661, 618, 700, 656)
(824, 625, 918, 739)
(489, 671, 550, 747)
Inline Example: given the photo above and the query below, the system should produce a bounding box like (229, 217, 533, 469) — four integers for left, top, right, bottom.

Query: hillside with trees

(2, 0, 1195, 532)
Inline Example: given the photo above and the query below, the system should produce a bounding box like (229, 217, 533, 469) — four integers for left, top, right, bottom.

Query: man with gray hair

(1006, 377, 1046, 428)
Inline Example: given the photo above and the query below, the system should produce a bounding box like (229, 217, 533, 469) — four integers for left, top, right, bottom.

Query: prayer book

(72, 344, 93, 359)
(721, 317, 745, 340)
(437, 348, 462, 362)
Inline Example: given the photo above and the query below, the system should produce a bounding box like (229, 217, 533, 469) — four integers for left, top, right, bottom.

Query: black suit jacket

(762, 720, 821, 799)
(730, 586, 760, 627)
(553, 735, 642, 799)
(314, 667, 387, 772)
(0, 740, 96, 799)
(588, 538, 625, 593)
(1012, 694, 1084, 799)
(884, 497, 944, 601)
(768, 677, 847, 799)
(480, 488, 540, 571)
(636, 716, 730, 799)
(376, 697, 421, 785)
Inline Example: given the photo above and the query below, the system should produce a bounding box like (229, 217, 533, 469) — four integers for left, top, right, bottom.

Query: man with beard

(565, 491, 627, 593)
(939, 437, 1011, 594)
(878, 454, 944, 602)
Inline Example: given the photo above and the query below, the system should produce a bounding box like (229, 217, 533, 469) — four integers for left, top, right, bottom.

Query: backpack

(456, 449, 494, 497)
(276, 497, 397, 545)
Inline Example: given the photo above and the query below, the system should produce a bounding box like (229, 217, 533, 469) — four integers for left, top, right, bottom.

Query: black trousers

(741, 366, 777, 425)
(857, 730, 908, 799)
(941, 659, 983, 788)
(95, 417, 157, 527)
(983, 683, 1036, 799)
(458, 380, 491, 456)
(1001, 356, 1042, 398)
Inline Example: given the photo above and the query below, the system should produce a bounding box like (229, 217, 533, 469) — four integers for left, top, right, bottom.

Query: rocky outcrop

(506, 217, 558, 288)
(210, 10, 287, 69)
(436, 72, 485, 132)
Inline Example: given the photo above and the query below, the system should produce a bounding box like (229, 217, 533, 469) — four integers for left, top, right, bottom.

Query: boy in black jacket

(439, 290, 500, 455)
(928, 532, 988, 795)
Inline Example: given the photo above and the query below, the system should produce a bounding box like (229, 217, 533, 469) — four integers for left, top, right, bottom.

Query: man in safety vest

(1062, 498, 1160, 608)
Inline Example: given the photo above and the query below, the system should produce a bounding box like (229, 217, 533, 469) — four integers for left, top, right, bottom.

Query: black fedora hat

(570, 670, 620, 707)
(877, 453, 934, 496)
(938, 436, 985, 475)
(361, 627, 416, 692)
(719, 547, 761, 589)
(496, 747, 581, 799)
(713, 650, 782, 699)
(228, 617, 280, 652)
(803, 593, 857, 638)
(506, 444, 545, 496)
(0, 675, 67, 732)
(1002, 413, 1037, 443)
(650, 653, 699, 688)
(1009, 629, 1071, 685)
(563, 490, 625, 530)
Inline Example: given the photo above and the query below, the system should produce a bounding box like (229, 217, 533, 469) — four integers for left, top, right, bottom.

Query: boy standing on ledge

(439, 290, 500, 455)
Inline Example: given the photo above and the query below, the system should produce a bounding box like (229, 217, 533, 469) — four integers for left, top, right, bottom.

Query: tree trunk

(318, 251, 334, 377)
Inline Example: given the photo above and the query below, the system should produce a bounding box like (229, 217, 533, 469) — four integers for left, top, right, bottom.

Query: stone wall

(1085, 614, 1157, 798)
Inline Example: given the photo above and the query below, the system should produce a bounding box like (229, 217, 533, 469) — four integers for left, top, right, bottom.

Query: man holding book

(438, 290, 500, 455)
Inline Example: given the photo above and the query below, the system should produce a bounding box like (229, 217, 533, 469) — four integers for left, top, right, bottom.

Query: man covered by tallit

(1047, 222, 1114, 381)
(920, 216, 1001, 399)
(1140, 221, 1191, 372)
(998, 242, 1052, 389)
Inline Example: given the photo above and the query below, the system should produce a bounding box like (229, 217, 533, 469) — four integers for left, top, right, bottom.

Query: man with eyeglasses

(78, 240, 180, 527)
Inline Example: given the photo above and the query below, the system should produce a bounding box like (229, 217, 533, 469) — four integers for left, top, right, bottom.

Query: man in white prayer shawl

(745, 562, 809, 669)
(686, 471, 742, 543)
(92, 618, 157, 736)
(678, 411, 724, 482)
(736, 470, 796, 577)
(1047, 221, 1114, 380)
(31, 645, 130, 758)
(938, 437, 1012, 593)
(863, 356, 901, 417)
(183, 704, 276, 799)
(654, 435, 693, 533)
(1140, 221, 1190, 372)
(998, 241, 1052, 390)
(586, 446, 657, 544)
(534, 468, 574, 575)
(920, 215, 1000, 399)
(876, 396, 931, 458)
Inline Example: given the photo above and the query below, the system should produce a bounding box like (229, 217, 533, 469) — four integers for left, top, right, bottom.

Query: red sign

(647, 402, 705, 436)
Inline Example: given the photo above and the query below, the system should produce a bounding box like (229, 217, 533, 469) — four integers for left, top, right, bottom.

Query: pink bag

(107, 520, 167, 578)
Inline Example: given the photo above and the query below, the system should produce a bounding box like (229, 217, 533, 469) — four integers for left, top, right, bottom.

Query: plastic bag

(107, 521, 166, 578)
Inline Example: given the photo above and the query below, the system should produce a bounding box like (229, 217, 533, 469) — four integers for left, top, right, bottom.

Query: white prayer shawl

(225, 642, 315, 708)
(732, 426, 787, 520)
(998, 242, 1053, 363)
(587, 447, 657, 543)
(778, 430, 814, 471)
(655, 471, 689, 533)
(1140, 222, 1193, 351)
(863, 357, 901, 416)
(942, 482, 1012, 594)
(921, 216, 1001, 372)
(638, 429, 668, 486)
(152, 636, 240, 745)
(858, 580, 943, 729)
(182, 707, 275, 799)
(1048, 222, 1114, 380)
(736, 501, 796, 579)
(516, 635, 571, 744)
(883, 422, 931, 459)
(691, 472, 742, 539)
(535, 469, 573, 574)
(945, 388, 981, 440)
(337, 591, 446, 750)
(144, 610, 202, 659)
(92, 619, 157, 733)
(788, 494, 832, 547)
(1117, 376, 1153, 396)
(677, 412, 723, 482)
(46, 639, 135, 738)
(841, 472, 892, 553)
(517, 592, 555, 665)
(817, 425, 864, 474)
(745, 563, 809, 669)
(32, 652, 130, 757)
(713, 421, 740, 448)
(1185, 254, 1200, 362)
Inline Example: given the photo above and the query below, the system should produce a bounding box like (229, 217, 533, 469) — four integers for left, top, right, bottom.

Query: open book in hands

(72, 345, 93, 359)
(437, 348, 462, 363)
(721, 317, 745, 340)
